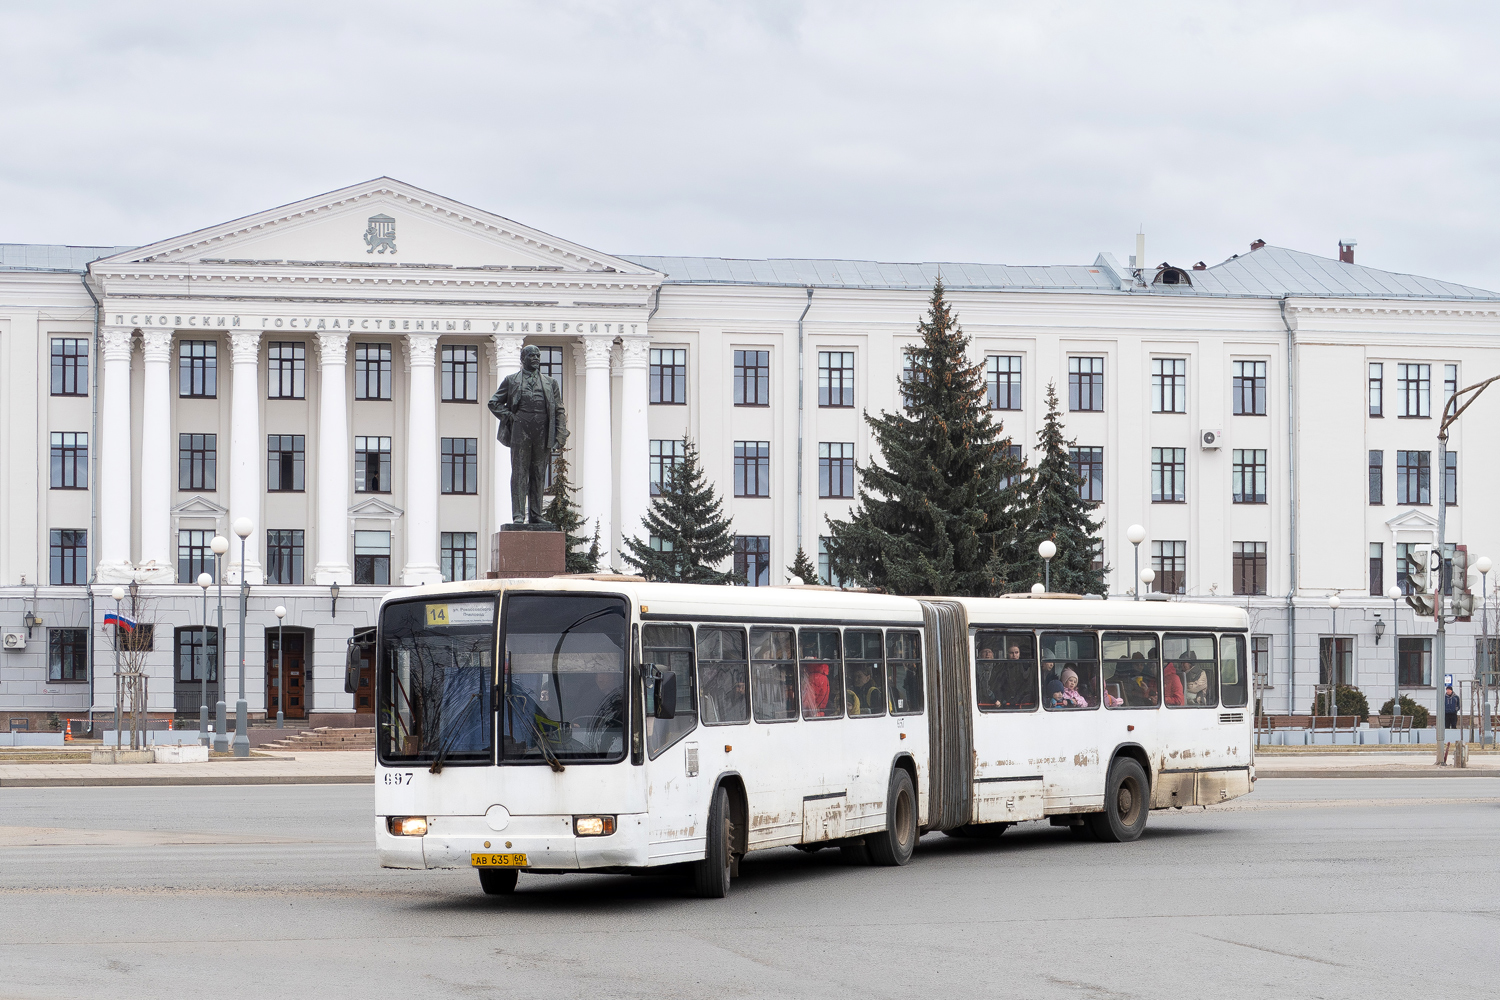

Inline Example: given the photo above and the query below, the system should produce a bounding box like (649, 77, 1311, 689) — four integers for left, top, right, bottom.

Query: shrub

(1312, 685, 1369, 718)
(1379, 695, 1431, 729)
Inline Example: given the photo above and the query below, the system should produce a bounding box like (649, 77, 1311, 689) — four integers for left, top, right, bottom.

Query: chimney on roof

(1250, 239, 1266, 251)
(1192, 261, 1206, 271)
(1339, 239, 1356, 264)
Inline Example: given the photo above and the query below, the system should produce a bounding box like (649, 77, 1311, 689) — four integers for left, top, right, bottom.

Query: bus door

(1037, 631, 1105, 808)
(1158, 633, 1223, 803)
(972, 629, 1047, 824)
(640, 625, 703, 863)
(746, 626, 804, 848)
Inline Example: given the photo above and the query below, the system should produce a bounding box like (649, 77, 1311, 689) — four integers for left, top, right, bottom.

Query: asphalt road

(2, 779, 1497, 1000)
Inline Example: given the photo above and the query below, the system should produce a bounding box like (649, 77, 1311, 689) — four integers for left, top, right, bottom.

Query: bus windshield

(379, 596, 497, 765)
(501, 593, 628, 764)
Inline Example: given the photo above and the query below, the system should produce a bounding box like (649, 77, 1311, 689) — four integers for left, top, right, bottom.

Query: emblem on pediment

(364, 214, 397, 255)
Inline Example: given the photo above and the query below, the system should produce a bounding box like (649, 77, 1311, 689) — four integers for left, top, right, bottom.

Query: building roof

(1190, 245, 1499, 300)
(0, 244, 136, 273)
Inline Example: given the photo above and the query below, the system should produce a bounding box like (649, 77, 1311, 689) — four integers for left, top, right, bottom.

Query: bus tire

(692, 786, 733, 898)
(478, 868, 518, 895)
(1087, 757, 1149, 843)
(866, 767, 917, 866)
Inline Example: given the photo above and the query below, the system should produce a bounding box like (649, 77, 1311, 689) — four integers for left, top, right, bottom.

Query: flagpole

(109, 587, 124, 749)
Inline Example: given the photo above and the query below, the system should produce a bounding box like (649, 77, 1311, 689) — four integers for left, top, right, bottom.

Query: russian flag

(103, 612, 136, 632)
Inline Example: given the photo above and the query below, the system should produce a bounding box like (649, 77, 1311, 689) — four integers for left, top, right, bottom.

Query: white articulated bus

(364, 577, 1253, 898)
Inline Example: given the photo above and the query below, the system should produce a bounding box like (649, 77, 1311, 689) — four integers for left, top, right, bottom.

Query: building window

(819, 442, 855, 499)
(986, 355, 1023, 411)
(817, 537, 843, 587)
(441, 438, 479, 495)
(1252, 635, 1271, 689)
(50, 432, 88, 490)
(48, 628, 88, 682)
(1444, 451, 1457, 507)
(1152, 540, 1185, 595)
(1151, 358, 1186, 414)
(354, 531, 391, 585)
(649, 439, 686, 496)
(1000, 443, 1025, 490)
(441, 532, 478, 583)
(900, 351, 924, 409)
(178, 529, 213, 583)
(175, 627, 218, 683)
(266, 435, 304, 492)
(1151, 447, 1186, 503)
(535, 346, 564, 380)
(734, 535, 770, 587)
(1068, 356, 1104, 412)
(1396, 450, 1430, 505)
(49, 529, 86, 585)
(1233, 542, 1267, 596)
(1233, 361, 1267, 416)
(1070, 446, 1103, 502)
(1396, 542, 1419, 595)
(178, 341, 217, 398)
(734, 441, 771, 498)
(1398, 636, 1432, 687)
(354, 343, 392, 401)
(1232, 449, 1267, 504)
(441, 345, 479, 403)
(650, 348, 687, 404)
(1319, 637, 1354, 688)
(176, 434, 217, 492)
(1090, 538, 1105, 574)
(264, 530, 305, 585)
(355, 436, 392, 493)
(1444, 363, 1458, 410)
(1370, 542, 1383, 597)
(734, 350, 770, 406)
(818, 351, 855, 407)
(266, 342, 305, 399)
(1397, 363, 1430, 418)
(50, 338, 88, 397)
(1368, 450, 1383, 505)
(1368, 363, 1383, 417)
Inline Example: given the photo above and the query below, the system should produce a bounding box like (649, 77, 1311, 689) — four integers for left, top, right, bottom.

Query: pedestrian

(1444, 684, 1460, 731)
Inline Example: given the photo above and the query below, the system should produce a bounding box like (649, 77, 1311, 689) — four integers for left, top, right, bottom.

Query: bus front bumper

(377, 813, 652, 871)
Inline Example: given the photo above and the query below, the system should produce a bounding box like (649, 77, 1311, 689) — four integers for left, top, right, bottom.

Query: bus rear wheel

(866, 768, 917, 866)
(478, 868, 518, 895)
(692, 786, 733, 898)
(1086, 757, 1149, 843)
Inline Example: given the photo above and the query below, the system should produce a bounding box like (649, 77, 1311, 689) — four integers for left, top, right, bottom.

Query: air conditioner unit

(2, 633, 26, 650)
(1200, 429, 1223, 449)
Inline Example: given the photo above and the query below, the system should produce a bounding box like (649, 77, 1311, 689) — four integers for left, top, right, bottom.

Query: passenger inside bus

(750, 628, 799, 722)
(802, 663, 831, 715)
(1101, 636, 1162, 708)
(976, 631, 1038, 711)
(1163, 661, 1185, 706)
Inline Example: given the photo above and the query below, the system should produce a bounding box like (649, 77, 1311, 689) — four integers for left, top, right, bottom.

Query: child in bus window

(1045, 676, 1065, 708)
(1056, 667, 1089, 708)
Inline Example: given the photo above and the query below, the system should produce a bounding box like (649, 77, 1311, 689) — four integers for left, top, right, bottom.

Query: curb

(0, 774, 374, 788)
(1257, 769, 1500, 779)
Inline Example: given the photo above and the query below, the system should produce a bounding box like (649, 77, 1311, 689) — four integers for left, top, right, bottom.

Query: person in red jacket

(802, 663, 830, 716)
(1163, 662, 1185, 706)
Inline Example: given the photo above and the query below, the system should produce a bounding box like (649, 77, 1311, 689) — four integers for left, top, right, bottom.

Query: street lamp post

(1478, 556, 1493, 746)
(1126, 525, 1146, 601)
(197, 573, 212, 748)
(1388, 585, 1403, 739)
(274, 605, 287, 729)
(211, 535, 229, 753)
(1326, 595, 1341, 717)
(1038, 539, 1057, 593)
(1140, 567, 1155, 596)
(110, 585, 124, 749)
(232, 518, 253, 758)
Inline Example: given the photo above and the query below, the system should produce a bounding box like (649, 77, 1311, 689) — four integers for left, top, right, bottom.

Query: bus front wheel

(692, 786, 733, 898)
(1086, 757, 1149, 843)
(866, 768, 917, 866)
(478, 868, 518, 895)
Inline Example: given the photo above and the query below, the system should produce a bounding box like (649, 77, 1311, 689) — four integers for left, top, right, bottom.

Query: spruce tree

(1012, 382, 1108, 595)
(824, 279, 1026, 596)
(542, 453, 599, 574)
(622, 437, 737, 584)
(787, 547, 820, 586)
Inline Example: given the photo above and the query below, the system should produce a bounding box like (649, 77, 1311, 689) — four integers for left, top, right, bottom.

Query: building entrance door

(267, 632, 308, 720)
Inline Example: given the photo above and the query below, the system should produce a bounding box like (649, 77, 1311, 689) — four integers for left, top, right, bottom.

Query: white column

(580, 336, 615, 569)
(315, 332, 352, 585)
(490, 336, 523, 529)
(618, 336, 651, 555)
(138, 330, 174, 580)
(96, 328, 135, 582)
(402, 332, 442, 585)
(228, 331, 263, 584)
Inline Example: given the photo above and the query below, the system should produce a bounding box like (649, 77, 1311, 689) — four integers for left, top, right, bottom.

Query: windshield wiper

(507, 693, 566, 772)
(428, 691, 481, 774)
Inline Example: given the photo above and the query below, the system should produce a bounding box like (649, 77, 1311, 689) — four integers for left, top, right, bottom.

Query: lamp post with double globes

(1477, 556, 1493, 745)
(1126, 525, 1147, 601)
(1326, 595, 1341, 716)
(211, 534, 229, 752)
(232, 518, 253, 758)
(197, 572, 212, 747)
(274, 606, 287, 729)
(1387, 585, 1404, 734)
(1038, 539, 1057, 592)
(1139, 567, 1156, 596)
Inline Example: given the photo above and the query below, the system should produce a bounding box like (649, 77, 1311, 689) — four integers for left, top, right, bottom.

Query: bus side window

(975, 630, 1037, 712)
(1220, 634, 1249, 708)
(1163, 634, 1218, 708)
(844, 629, 886, 718)
(887, 629, 924, 715)
(1040, 632, 1100, 710)
(750, 628, 798, 722)
(1101, 633, 1161, 709)
(698, 626, 750, 725)
(642, 625, 697, 757)
(799, 628, 844, 720)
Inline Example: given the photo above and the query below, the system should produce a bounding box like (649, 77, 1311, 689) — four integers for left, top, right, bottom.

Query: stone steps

(257, 727, 374, 752)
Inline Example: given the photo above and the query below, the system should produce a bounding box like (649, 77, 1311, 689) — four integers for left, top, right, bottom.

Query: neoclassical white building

(2, 177, 1498, 731)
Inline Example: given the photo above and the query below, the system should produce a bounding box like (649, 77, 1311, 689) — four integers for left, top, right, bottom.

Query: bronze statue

(488, 345, 569, 524)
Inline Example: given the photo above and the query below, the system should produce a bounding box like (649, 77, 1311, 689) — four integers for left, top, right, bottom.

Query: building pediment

(1385, 508, 1439, 535)
(91, 177, 661, 279)
(348, 497, 405, 520)
(170, 495, 228, 517)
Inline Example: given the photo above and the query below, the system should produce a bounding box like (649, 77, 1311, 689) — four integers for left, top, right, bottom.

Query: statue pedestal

(488, 525, 565, 579)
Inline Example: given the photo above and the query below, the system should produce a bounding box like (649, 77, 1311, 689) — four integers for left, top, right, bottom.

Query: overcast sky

(4, 1, 1499, 287)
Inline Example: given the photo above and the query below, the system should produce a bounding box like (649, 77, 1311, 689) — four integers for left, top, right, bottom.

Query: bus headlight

(573, 815, 616, 837)
(388, 816, 429, 837)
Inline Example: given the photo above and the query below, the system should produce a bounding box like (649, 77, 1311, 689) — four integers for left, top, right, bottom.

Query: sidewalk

(1255, 748, 1500, 779)
(0, 750, 374, 787)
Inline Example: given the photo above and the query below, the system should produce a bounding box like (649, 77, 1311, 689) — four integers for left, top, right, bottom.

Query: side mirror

(345, 641, 368, 694)
(653, 670, 677, 720)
